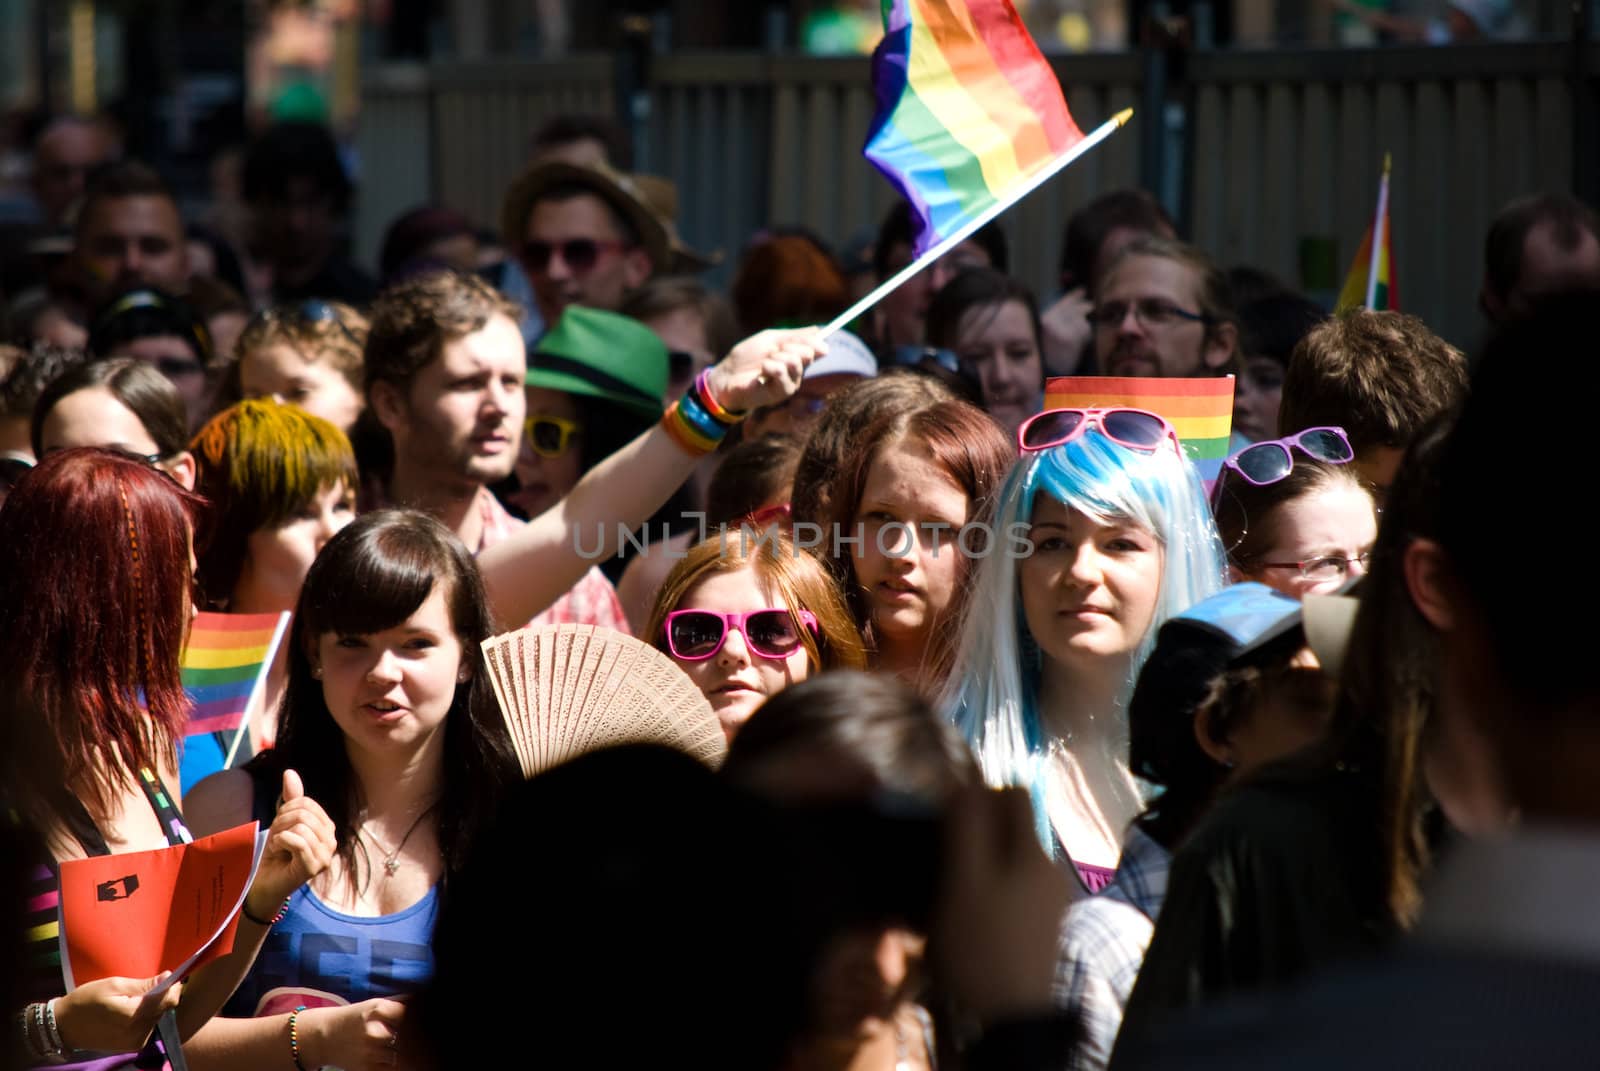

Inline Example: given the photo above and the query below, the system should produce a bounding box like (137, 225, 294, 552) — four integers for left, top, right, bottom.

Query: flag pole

(822, 108, 1136, 340)
(1363, 153, 1391, 310)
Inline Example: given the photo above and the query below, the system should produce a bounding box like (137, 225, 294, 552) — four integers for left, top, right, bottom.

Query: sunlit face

(1094, 254, 1228, 379)
(1019, 494, 1164, 676)
(666, 565, 813, 739)
(377, 313, 526, 493)
(1248, 480, 1378, 598)
(39, 386, 196, 488)
(1232, 356, 1285, 444)
(233, 482, 356, 613)
(510, 387, 583, 519)
(953, 299, 1042, 438)
(314, 584, 466, 755)
(239, 342, 365, 432)
(851, 438, 971, 652)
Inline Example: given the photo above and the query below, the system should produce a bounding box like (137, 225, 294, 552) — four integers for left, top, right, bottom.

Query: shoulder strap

(136, 767, 191, 846)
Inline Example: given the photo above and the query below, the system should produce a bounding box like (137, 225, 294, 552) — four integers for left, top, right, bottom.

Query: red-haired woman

(0, 448, 335, 1069)
(804, 396, 1014, 691)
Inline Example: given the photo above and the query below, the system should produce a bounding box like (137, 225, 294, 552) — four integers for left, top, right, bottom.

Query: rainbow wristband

(676, 389, 728, 441)
(693, 370, 746, 423)
(288, 1005, 309, 1071)
(661, 400, 722, 456)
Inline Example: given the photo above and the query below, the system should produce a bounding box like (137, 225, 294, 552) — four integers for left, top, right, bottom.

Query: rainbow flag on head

(864, 0, 1083, 256)
(1043, 376, 1236, 494)
(1336, 155, 1398, 313)
(182, 611, 290, 739)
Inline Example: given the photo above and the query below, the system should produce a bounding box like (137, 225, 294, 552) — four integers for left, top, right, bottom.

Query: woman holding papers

(183, 511, 519, 1069)
(943, 407, 1227, 891)
(0, 448, 336, 1069)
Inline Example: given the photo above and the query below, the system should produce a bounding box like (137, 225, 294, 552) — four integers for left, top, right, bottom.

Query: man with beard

(364, 269, 626, 629)
(1089, 236, 1239, 383)
(69, 161, 191, 310)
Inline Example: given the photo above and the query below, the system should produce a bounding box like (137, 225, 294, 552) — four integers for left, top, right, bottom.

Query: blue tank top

(222, 882, 438, 1017)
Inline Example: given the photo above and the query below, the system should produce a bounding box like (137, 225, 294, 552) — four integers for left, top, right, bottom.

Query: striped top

(14, 768, 191, 1005)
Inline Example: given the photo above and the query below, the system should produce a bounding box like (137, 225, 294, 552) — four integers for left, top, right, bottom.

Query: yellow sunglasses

(524, 414, 582, 458)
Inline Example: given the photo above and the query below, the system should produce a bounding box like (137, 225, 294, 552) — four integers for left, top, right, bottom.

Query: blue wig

(942, 429, 1227, 850)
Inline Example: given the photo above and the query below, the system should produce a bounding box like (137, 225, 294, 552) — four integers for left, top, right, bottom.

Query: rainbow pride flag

(864, 0, 1083, 255)
(1043, 376, 1236, 492)
(182, 611, 290, 738)
(1336, 155, 1397, 313)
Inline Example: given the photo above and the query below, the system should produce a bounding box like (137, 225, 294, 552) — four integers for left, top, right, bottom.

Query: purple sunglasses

(1220, 426, 1354, 488)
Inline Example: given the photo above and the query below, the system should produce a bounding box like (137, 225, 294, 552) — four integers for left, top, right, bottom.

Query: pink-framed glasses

(663, 608, 819, 661)
(1017, 407, 1182, 457)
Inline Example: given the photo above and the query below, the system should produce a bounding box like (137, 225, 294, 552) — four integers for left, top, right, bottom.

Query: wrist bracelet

(694, 369, 747, 421)
(43, 999, 65, 1055)
(18, 1006, 45, 1060)
(660, 401, 723, 457)
(287, 1005, 309, 1071)
(242, 895, 293, 927)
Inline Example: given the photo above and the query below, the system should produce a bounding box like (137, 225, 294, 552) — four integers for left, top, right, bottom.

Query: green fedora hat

(528, 307, 667, 421)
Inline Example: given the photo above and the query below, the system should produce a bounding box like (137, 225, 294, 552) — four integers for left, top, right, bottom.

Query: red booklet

(58, 822, 266, 994)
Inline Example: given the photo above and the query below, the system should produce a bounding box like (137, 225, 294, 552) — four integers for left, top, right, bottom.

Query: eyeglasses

(664, 608, 819, 662)
(524, 414, 582, 458)
(1088, 299, 1211, 331)
(1017, 407, 1181, 456)
(1259, 552, 1372, 583)
(521, 239, 628, 275)
(1221, 427, 1354, 487)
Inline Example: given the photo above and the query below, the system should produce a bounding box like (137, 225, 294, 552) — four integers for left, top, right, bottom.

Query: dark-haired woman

(2, 449, 334, 1069)
(183, 510, 518, 1070)
(926, 268, 1046, 440)
(32, 355, 198, 489)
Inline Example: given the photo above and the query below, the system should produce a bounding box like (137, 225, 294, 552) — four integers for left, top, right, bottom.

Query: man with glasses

(500, 159, 713, 337)
(1090, 236, 1239, 381)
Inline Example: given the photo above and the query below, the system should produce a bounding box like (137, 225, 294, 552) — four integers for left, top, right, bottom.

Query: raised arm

(477, 327, 826, 627)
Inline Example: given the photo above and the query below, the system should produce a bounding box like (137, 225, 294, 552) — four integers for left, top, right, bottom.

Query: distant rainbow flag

(863, 0, 1083, 256)
(1043, 376, 1236, 493)
(182, 611, 290, 742)
(1336, 154, 1397, 313)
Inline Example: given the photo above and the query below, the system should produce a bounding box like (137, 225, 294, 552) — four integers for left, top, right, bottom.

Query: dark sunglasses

(251, 300, 360, 347)
(1017, 407, 1181, 456)
(524, 414, 581, 458)
(521, 238, 628, 275)
(664, 608, 819, 662)
(1221, 427, 1354, 487)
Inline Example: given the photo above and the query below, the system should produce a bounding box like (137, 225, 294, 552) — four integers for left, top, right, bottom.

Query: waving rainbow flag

(1336, 155, 1398, 313)
(182, 611, 290, 737)
(864, 0, 1083, 255)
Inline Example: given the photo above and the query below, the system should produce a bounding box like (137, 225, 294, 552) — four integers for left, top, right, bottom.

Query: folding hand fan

(480, 623, 726, 778)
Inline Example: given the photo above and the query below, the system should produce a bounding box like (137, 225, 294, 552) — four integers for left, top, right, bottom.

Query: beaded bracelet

(288, 1005, 309, 1071)
(242, 895, 293, 927)
(43, 999, 64, 1055)
(17, 1006, 44, 1061)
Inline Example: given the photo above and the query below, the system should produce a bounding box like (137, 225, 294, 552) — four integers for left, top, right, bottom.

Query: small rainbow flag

(1043, 375, 1236, 492)
(1336, 154, 1397, 313)
(182, 611, 290, 739)
(863, 0, 1083, 256)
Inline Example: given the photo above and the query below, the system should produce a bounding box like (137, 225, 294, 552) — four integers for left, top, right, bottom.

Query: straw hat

(501, 159, 720, 276)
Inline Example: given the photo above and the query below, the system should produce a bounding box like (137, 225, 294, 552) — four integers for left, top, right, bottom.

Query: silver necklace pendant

(383, 857, 400, 877)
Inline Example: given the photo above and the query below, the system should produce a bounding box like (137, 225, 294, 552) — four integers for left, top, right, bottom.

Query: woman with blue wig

(943, 408, 1227, 891)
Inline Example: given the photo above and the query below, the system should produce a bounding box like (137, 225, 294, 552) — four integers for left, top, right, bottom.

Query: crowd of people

(3, 107, 1600, 1071)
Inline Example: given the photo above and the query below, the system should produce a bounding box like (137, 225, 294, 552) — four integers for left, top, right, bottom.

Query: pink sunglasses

(663, 608, 819, 661)
(1016, 407, 1182, 457)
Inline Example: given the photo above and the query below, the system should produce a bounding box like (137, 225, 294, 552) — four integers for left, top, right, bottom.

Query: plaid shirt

(474, 488, 630, 635)
(1052, 825, 1171, 1070)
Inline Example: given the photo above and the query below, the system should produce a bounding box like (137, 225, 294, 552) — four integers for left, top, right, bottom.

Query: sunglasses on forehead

(252, 300, 360, 347)
(521, 238, 629, 275)
(1220, 427, 1354, 487)
(664, 608, 818, 662)
(1016, 407, 1182, 457)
